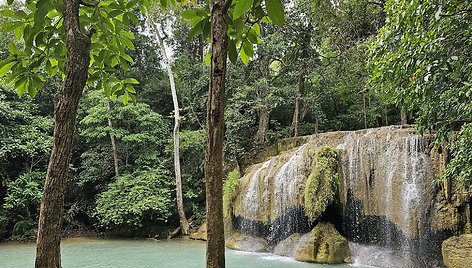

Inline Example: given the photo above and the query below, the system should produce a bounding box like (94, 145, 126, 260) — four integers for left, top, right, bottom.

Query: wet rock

(189, 222, 207, 241)
(273, 233, 302, 257)
(294, 222, 350, 264)
(442, 234, 472, 268)
(225, 231, 269, 252)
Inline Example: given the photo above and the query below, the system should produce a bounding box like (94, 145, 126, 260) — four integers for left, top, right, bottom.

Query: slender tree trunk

(107, 102, 119, 177)
(35, 1, 91, 267)
(254, 58, 270, 144)
(401, 105, 408, 125)
(206, 0, 230, 266)
(363, 92, 367, 129)
(147, 10, 189, 235)
(289, 71, 305, 137)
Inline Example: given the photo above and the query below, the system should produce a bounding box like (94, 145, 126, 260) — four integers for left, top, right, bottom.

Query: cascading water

(230, 126, 444, 267)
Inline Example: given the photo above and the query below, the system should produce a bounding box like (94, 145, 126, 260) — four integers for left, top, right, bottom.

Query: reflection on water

(0, 238, 369, 268)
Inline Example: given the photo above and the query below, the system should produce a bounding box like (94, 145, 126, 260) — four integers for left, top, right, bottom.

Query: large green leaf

(233, 0, 253, 20)
(265, 0, 284, 27)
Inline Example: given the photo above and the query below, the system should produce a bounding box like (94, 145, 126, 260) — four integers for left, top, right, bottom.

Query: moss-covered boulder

(189, 222, 207, 241)
(442, 234, 472, 268)
(225, 231, 269, 252)
(304, 146, 339, 222)
(295, 222, 350, 264)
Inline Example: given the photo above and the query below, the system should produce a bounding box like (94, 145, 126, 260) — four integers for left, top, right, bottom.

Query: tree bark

(254, 58, 270, 144)
(363, 92, 368, 129)
(205, 0, 229, 266)
(254, 102, 269, 144)
(401, 105, 408, 125)
(35, 1, 91, 267)
(289, 71, 305, 137)
(147, 10, 189, 235)
(107, 102, 119, 177)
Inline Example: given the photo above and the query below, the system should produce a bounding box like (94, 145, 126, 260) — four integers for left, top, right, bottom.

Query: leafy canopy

(0, 0, 176, 103)
(181, 0, 285, 65)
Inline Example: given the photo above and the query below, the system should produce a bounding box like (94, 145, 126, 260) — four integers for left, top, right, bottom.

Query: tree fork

(35, 0, 91, 267)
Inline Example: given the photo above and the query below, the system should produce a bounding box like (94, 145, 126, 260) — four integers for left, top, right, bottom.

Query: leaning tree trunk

(205, 0, 229, 266)
(107, 102, 119, 177)
(35, 0, 91, 267)
(147, 10, 189, 235)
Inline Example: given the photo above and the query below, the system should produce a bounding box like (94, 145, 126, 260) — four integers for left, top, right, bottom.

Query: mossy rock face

(225, 231, 269, 252)
(189, 222, 207, 241)
(442, 234, 472, 268)
(295, 222, 350, 264)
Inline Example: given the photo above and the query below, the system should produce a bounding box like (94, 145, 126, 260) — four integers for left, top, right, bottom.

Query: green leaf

(7, 0, 14, 5)
(124, 78, 139, 84)
(17, 79, 27, 98)
(120, 31, 135, 39)
(240, 47, 249, 65)
(189, 20, 204, 40)
(234, 17, 245, 35)
(0, 61, 15, 77)
(121, 53, 134, 63)
(1, 21, 23, 33)
(233, 0, 253, 20)
(242, 40, 253, 58)
(123, 92, 129, 105)
(14, 24, 24, 40)
(247, 29, 260, 44)
(28, 79, 37, 98)
(8, 42, 18, 54)
(181, 10, 199, 19)
(205, 49, 211, 66)
(120, 37, 135, 50)
(265, 0, 284, 27)
(0, 9, 21, 19)
(129, 94, 137, 105)
(160, 0, 168, 9)
(104, 80, 111, 98)
(254, 6, 265, 19)
(125, 83, 136, 93)
(228, 39, 237, 64)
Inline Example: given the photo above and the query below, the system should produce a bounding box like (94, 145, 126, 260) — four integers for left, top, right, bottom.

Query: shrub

(223, 170, 240, 218)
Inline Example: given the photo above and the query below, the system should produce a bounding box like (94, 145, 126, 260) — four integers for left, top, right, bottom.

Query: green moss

(304, 146, 339, 222)
(223, 170, 241, 218)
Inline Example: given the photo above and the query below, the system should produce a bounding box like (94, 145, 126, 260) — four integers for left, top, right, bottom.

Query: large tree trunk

(35, 1, 91, 267)
(107, 102, 119, 177)
(254, 102, 269, 144)
(147, 10, 189, 235)
(205, 0, 229, 266)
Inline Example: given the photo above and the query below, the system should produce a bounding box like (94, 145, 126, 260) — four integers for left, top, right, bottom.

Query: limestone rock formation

(294, 222, 350, 264)
(225, 231, 269, 252)
(442, 234, 472, 268)
(273, 233, 302, 257)
(189, 222, 207, 241)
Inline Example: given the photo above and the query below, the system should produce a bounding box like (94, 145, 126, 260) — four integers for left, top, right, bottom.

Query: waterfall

(230, 126, 442, 267)
(273, 143, 309, 218)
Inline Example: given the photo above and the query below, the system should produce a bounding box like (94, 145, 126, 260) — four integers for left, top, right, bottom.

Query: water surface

(0, 238, 372, 268)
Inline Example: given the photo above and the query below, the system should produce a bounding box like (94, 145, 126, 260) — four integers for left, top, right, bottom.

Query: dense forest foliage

(0, 0, 470, 242)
